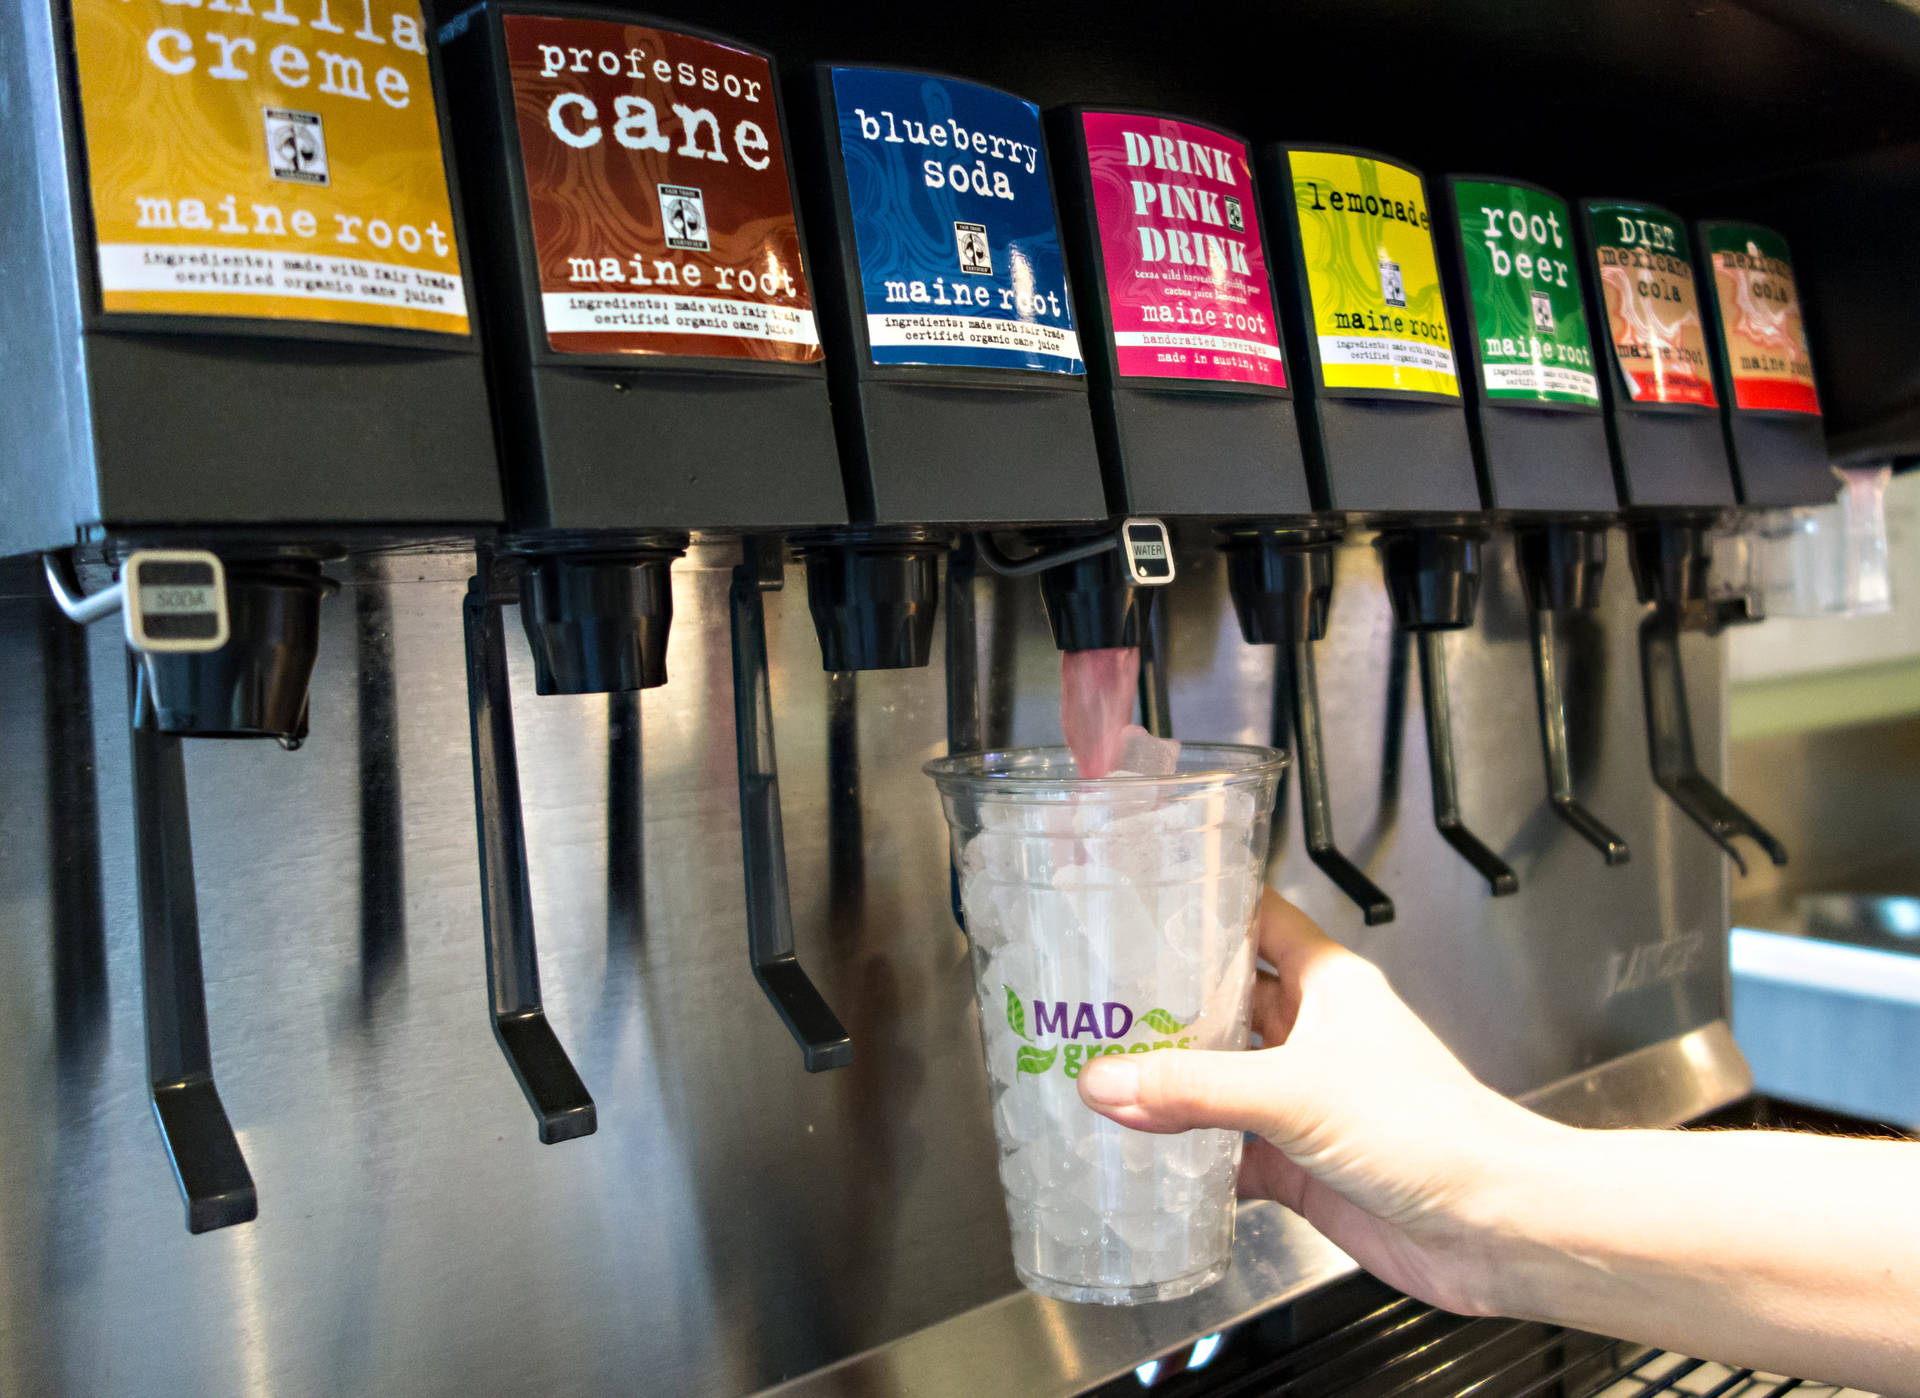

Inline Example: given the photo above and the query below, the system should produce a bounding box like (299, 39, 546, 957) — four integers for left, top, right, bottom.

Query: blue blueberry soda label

(829, 67, 1083, 373)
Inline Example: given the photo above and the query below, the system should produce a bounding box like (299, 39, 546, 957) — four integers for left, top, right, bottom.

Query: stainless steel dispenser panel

(0, 530, 1734, 1397)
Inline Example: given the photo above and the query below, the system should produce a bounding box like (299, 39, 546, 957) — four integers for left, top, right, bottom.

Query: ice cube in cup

(926, 744, 1285, 1305)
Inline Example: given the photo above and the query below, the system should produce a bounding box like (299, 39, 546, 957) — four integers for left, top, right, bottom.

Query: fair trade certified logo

(955, 221, 992, 275)
(1225, 194, 1244, 233)
(263, 108, 327, 186)
(659, 184, 709, 251)
(1003, 985, 1193, 1078)
(1379, 256, 1406, 308)
(1531, 289, 1557, 333)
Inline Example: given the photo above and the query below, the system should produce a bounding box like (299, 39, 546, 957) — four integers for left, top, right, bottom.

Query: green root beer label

(1454, 181, 1597, 406)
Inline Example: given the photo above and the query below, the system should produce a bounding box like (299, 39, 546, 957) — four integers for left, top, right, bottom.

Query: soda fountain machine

(1, 0, 499, 1230)
(1577, 198, 1795, 873)
(1437, 175, 1632, 866)
(1259, 145, 1516, 906)
(437, 6, 858, 1094)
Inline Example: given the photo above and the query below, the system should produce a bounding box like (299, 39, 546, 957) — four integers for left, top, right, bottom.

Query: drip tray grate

(1085, 1273, 1879, 1398)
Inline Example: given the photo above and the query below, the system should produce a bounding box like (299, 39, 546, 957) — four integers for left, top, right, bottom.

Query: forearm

(1479, 1124, 1920, 1394)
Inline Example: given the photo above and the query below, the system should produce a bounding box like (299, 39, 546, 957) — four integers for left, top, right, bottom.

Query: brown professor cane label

(503, 16, 822, 360)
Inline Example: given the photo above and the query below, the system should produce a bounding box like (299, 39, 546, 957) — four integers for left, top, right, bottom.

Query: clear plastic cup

(926, 743, 1286, 1305)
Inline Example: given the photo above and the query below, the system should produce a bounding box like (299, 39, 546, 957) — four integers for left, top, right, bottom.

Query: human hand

(1076, 889, 1570, 1316)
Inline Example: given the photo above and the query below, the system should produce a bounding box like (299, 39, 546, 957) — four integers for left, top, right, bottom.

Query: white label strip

(1484, 363, 1600, 400)
(543, 291, 820, 345)
(97, 243, 466, 321)
(866, 313, 1081, 364)
(1317, 333, 1456, 376)
(1113, 330, 1282, 360)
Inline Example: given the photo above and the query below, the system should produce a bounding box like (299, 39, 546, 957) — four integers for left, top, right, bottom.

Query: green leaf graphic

(1140, 1008, 1189, 1035)
(1004, 986, 1030, 1041)
(1016, 1045, 1057, 1075)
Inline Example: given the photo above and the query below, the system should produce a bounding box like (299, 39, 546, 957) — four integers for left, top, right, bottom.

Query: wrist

(1448, 1109, 1593, 1319)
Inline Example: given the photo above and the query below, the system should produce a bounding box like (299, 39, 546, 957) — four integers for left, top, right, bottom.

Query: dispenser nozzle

(518, 547, 679, 695)
(979, 518, 1174, 654)
(795, 531, 945, 671)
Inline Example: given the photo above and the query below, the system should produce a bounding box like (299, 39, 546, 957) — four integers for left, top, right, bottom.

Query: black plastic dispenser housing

(1578, 198, 1791, 872)
(1694, 221, 1838, 512)
(439, 7, 856, 1086)
(4, 0, 500, 1230)
(1437, 175, 1631, 866)
(787, 63, 1112, 665)
(1049, 107, 1382, 901)
(1259, 145, 1516, 913)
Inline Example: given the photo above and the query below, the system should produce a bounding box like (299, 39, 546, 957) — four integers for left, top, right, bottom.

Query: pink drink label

(1082, 111, 1285, 387)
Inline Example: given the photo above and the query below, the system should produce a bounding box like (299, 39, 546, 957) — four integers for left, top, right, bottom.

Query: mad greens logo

(1003, 986, 1194, 1078)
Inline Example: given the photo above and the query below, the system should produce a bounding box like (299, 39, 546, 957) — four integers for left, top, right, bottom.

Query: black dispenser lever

(1638, 612, 1784, 876)
(1515, 525, 1630, 866)
(1225, 531, 1395, 925)
(49, 548, 304, 1233)
(731, 538, 853, 1072)
(462, 570, 596, 1144)
(1136, 591, 1173, 741)
(128, 658, 258, 1234)
(1377, 529, 1518, 897)
(944, 539, 981, 931)
(1628, 521, 1787, 875)
(1283, 637, 1396, 924)
(1413, 629, 1517, 895)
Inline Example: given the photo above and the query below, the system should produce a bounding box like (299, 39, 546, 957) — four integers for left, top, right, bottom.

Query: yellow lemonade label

(70, 0, 468, 333)
(1287, 150, 1457, 397)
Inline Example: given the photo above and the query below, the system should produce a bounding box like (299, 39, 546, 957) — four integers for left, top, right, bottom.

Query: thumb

(1077, 1047, 1296, 1138)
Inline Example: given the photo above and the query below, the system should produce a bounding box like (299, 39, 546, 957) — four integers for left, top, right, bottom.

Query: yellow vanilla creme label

(70, 0, 468, 333)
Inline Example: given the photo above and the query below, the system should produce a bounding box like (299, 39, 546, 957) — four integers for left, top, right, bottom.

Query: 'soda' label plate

(70, 0, 469, 333)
